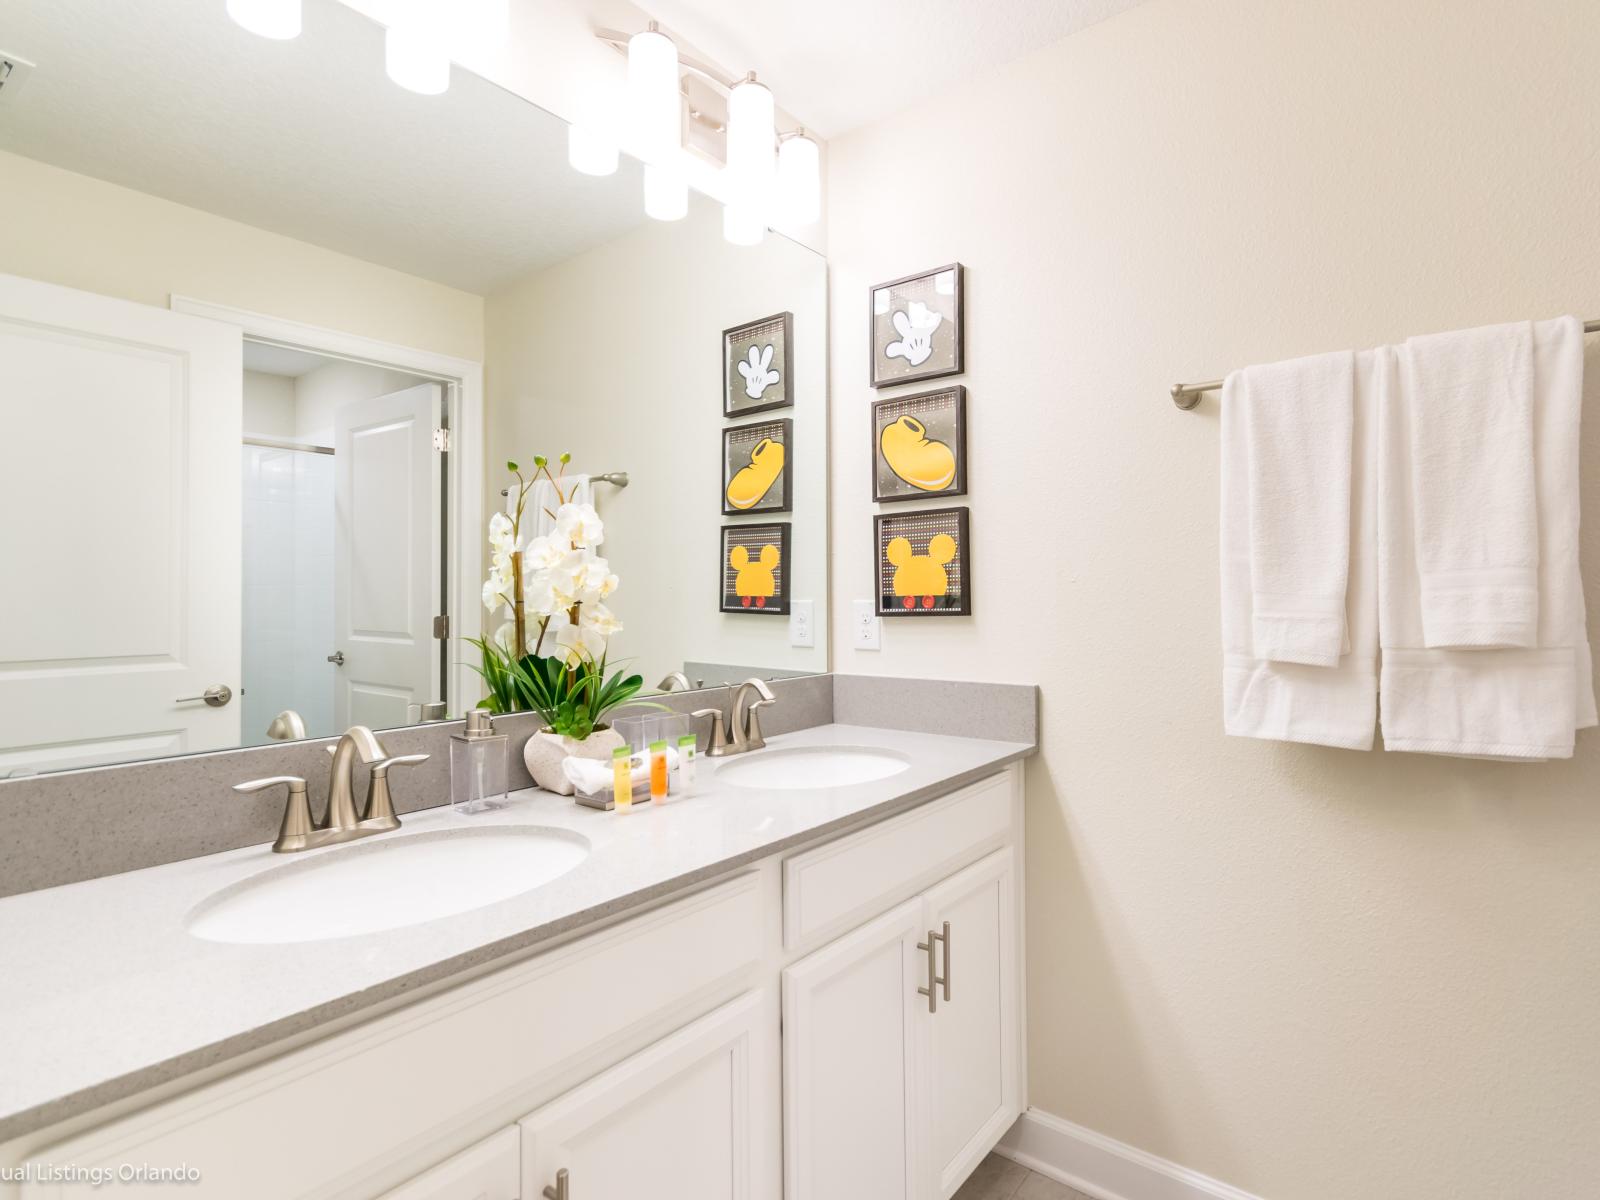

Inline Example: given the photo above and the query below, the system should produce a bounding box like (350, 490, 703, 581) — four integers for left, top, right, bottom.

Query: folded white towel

(1399, 321, 1538, 648)
(561, 744, 680, 796)
(1378, 318, 1595, 759)
(1222, 351, 1380, 749)
(1241, 350, 1355, 666)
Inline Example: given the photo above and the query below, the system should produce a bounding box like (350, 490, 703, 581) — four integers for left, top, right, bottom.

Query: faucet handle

(744, 698, 776, 751)
(690, 707, 728, 757)
(365, 753, 429, 826)
(233, 776, 314, 852)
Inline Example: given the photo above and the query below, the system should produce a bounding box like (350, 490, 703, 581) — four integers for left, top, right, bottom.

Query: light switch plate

(789, 599, 815, 647)
(852, 599, 881, 650)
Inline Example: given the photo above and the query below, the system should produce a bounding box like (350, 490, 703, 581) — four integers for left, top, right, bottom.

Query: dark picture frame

(722, 418, 793, 516)
(869, 263, 964, 389)
(720, 522, 791, 615)
(874, 507, 971, 617)
(723, 311, 794, 417)
(871, 386, 967, 504)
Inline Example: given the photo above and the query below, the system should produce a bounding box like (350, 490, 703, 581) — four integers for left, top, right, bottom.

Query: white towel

(1378, 317, 1595, 759)
(1241, 351, 1355, 666)
(510, 474, 595, 538)
(1221, 351, 1380, 749)
(1399, 322, 1538, 648)
(561, 744, 680, 796)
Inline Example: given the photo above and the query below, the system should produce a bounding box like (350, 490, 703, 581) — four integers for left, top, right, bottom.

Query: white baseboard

(994, 1108, 1266, 1200)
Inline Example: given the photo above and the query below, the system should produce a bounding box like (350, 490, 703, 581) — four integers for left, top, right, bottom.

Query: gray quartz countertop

(0, 723, 1032, 1142)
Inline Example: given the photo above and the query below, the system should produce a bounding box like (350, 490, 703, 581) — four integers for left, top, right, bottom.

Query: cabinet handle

(543, 1167, 569, 1200)
(917, 927, 944, 1014)
(938, 920, 952, 1002)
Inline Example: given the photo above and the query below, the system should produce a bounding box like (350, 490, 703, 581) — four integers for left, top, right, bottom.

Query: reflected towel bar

(1170, 318, 1600, 410)
(498, 471, 629, 497)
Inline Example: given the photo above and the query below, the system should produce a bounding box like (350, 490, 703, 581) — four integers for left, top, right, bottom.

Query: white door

(520, 991, 773, 1200)
(332, 381, 442, 730)
(0, 273, 242, 774)
(782, 898, 927, 1200)
(376, 1127, 520, 1200)
(923, 849, 1021, 1199)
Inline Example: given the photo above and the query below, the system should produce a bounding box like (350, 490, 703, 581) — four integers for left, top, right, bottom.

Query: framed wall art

(724, 311, 793, 417)
(721, 522, 791, 615)
(869, 263, 963, 388)
(871, 385, 967, 503)
(874, 507, 971, 617)
(723, 418, 792, 515)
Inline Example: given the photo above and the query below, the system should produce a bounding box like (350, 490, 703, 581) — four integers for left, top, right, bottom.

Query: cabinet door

(377, 1127, 520, 1200)
(782, 897, 927, 1200)
(519, 990, 772, 1200)
(923, 848, 1020, 1199)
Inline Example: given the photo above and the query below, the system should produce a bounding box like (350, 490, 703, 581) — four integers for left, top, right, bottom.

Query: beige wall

(485, 200, 829, 688)
(0, 150, 483, 362)
(825, 1, 1600, 1196)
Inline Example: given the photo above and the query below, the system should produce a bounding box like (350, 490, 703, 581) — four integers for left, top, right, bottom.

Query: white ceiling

(0, 0, 651, 295)
(642, 0, 1151, 139)
(242, 342, 337, 378)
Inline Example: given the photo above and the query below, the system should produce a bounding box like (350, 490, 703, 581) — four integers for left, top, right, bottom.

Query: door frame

(170, 295, 484, 717)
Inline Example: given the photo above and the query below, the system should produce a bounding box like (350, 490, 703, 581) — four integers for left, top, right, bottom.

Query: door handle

(917, 926, 944, 1014)
(543, 1167, 569, 1200)
(176, 685, 232, 708)
(326, 651, 346, 666)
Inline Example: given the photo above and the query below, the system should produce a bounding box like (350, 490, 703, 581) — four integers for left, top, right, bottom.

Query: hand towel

(1221, 351, 1380, 749)
(561, 744, 680, 796)
(1378, 317, 1595, 759)
(1241, 350, 1356, 666)
(510, 474, 595, 538)
(1399, 321, 1538, 647)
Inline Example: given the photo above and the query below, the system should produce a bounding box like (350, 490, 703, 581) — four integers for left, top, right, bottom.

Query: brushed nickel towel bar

(498, 471, 629, 498)
(1171, 318, 1600, 410)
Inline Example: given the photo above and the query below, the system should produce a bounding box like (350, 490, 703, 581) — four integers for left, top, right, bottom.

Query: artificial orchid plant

(468, 455, 644, 738)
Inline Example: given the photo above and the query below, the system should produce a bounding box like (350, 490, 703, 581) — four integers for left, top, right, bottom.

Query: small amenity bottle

(676, 733, 698, 795)
(612, 745, 634, 813)
(649, 739, 669, 805)
(450, 709, 508, 814)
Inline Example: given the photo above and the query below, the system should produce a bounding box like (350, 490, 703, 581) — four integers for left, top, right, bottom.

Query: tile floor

(953, 1152, 1097, 1200)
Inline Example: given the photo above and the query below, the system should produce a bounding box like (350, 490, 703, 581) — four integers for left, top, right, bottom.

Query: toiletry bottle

(612, 745, 634, 813)
(676, 733, 697, 795)
(649, 739, 669, 805)
(450, 710, 508, 814)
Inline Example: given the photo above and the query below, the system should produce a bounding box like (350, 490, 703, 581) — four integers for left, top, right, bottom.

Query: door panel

(377, 1127, 519, 1200)
(333, 382, 442, 729)
(520, 991, 771, 1200)
(924, 848, 1019, 1199)
(782, 897, 925, 1200)
(0, 273, 241, 772)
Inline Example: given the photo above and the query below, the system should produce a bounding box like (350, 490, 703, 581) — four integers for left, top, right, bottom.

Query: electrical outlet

(852, 599, 881, 650)
(789, 600, 815, 648)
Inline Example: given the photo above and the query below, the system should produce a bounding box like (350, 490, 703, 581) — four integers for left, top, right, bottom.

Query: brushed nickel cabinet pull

(543, 1167, 569, 1200)
(917, 928, 941, 1014)
(936, 920, 951, 1002)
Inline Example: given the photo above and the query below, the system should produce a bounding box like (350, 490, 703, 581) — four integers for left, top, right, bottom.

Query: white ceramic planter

(522, 726, 626, 796)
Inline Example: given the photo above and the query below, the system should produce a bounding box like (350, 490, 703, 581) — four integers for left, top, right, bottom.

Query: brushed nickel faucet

(694, 678, 777, 757)
(233, 725, 428, 853)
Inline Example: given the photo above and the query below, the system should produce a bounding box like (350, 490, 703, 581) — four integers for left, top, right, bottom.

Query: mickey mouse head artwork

(730, 543, 780, 607)
(722, 524, 790, 615)
(875, 508, 970, 616)
(886, 534, 956, 610)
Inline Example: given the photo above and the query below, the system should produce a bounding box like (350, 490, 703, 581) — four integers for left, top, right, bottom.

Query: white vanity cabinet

(376, 1128, 520, 1200)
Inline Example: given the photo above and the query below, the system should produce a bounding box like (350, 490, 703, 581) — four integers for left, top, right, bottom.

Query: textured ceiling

(642, 0, 1151, 138)
(0, 0, 649, 295)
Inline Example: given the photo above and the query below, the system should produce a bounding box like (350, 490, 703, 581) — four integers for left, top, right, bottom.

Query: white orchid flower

(522, 533, 565, 571)
(554, 502, 605, 549)
(482, 574, 513, 613)
(581, 601, 623, 638)
(487, 511, 515, 553)
(554, 617, 606, 667)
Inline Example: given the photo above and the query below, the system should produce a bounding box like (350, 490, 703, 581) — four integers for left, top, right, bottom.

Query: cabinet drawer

(24, 873, 762, 1200)
(783, 770, 1012, 951)
(377, 1127, 519, 1200)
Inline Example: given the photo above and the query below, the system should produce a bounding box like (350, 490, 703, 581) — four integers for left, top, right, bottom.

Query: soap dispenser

(451, 709, 508, 814)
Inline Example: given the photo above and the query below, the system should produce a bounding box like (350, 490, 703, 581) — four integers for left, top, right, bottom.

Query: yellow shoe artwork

(726, 437, 786, 510)
(880, 416, 956, 492)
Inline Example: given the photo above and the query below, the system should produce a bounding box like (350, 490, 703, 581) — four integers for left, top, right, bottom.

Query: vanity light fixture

(627, 22, 681, 165)
(644, 163, 688, 221)
(726, 71, 776, 214)
(227, 0, 301, 40)
(385, 1, 451, 95)
(776, 129, 820, 226)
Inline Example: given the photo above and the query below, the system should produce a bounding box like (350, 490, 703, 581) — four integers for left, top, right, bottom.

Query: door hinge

(432, 427, 451, 452)
(432, 614, 450, 639)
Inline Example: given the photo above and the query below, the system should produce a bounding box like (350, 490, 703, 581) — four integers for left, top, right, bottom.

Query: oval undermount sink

(186, 826, 590, 945)
(715, 746, 911, 791)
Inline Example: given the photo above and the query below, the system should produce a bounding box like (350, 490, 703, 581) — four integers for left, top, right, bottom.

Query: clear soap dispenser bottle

(451, 709, 508, 814)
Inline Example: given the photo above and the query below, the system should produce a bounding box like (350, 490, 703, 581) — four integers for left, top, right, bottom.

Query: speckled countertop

(0, 723, 1031, 1142)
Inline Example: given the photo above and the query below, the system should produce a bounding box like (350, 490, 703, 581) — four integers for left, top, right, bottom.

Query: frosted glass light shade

(722, 202, 765, 247)
(644, 164, 688, 221)
(726, 75, 776, 211)
(568, 124, 619, 176)
(627, 26, 680, 165)
(777, 133, 821, 226)
(386, 5, 450, 96)
(227, 0, 301, 39)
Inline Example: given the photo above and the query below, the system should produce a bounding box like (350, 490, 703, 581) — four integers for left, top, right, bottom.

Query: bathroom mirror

(0, 0, 828, 777)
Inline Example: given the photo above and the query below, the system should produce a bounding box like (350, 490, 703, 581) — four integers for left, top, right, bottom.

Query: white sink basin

(715, 746, 911, 791)
(187, 827, 590, 945)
